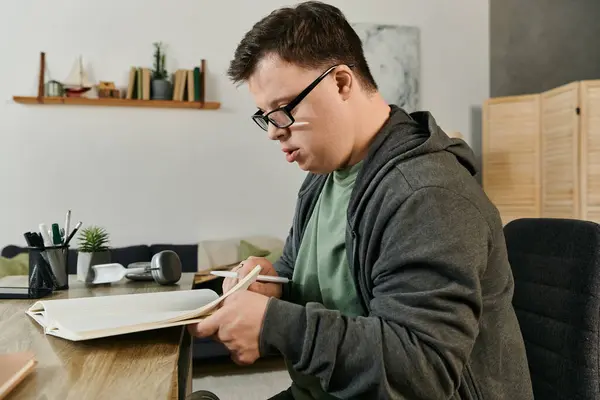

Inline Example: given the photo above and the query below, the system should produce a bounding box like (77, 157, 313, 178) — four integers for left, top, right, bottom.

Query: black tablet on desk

(0, 286, 52, 299)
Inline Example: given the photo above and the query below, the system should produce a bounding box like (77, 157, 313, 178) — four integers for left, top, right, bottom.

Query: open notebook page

(28, 289, 218, 320)
(28, 289, 219, 333)
(26, 265, 262, 341)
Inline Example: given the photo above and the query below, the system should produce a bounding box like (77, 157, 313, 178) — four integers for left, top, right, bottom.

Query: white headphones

(125, 250, 183, 285)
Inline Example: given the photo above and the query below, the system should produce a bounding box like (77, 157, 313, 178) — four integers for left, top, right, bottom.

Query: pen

(34, 233, 46, 248)
(23, 232, 34, 247)
(64, 210, 71, 244)
(27, 232, 44, 248)
(210, 270, 289, 283)
(24, 232, 42, 248)
(64, 221, 82, 246)
(38, 223, 53, 247)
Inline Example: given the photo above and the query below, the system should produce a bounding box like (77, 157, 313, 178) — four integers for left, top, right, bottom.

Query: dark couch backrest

(504, 218, 600, 400)
(1, 244, 199, 274)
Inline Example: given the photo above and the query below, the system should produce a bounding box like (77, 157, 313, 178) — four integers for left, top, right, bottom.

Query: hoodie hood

(364, 105, 478, 179)
(347, 105, 480, 227)
(409, 109, 478, 177)
(297, 105, 480, 225)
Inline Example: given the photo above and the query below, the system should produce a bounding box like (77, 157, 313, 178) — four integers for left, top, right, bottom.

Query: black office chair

(504, 218, 600, 400)
(188, 390, 220, 400)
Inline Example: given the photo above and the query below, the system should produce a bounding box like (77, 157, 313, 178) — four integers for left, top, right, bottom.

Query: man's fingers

(223, 257, 270, 293)
(238, 260, 260, 277)
(223, 261, 257, 292)
(248, 281, 272, 293)
(247, 282, 261, 293)
(188, 312, 221, 338)
(223, 277, 238, 293)
(230, 350, 256, 366)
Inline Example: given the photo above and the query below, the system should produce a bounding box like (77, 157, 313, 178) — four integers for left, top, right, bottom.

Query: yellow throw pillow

(238, 240, 271, 261)
(0, 253, 29, 279)
(238, 240, 284, 264)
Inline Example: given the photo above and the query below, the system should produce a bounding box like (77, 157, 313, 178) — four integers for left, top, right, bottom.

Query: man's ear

(334, 67, 353, 101)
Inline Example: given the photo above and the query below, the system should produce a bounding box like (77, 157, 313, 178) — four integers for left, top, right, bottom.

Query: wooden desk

(0, 273, 196, 400)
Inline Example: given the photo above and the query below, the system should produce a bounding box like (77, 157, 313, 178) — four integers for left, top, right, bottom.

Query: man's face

(248, 55, 355, 173)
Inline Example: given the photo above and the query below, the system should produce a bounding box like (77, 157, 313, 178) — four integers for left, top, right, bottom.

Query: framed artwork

(351, 23, 420, 112)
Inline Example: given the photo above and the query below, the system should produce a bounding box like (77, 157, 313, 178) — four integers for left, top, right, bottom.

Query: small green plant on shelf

(152, 41, 168, 80)
(151, 41, 172, 100)
(77, 226, 110, 253)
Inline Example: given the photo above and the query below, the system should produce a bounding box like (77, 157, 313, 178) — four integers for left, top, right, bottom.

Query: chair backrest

(503, 218, 600, 400)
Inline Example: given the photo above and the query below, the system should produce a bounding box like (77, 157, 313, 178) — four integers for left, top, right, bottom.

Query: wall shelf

(12, 96, 221, 110)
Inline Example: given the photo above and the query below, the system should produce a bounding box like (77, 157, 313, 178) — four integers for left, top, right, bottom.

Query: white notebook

(25, 265, 261, 341)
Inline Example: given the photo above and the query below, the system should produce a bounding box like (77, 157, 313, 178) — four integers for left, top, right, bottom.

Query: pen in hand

(210, 270, 289, 283)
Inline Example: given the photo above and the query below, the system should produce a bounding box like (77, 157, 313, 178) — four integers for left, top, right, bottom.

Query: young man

(188, 2, 534, 399)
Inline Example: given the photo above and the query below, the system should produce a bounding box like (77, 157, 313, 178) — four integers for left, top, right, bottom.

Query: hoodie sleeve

(272, 226, 295, 301)
(259, 186, 490, 399)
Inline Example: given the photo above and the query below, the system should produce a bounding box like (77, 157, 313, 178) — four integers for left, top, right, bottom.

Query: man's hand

(188, 290, 270, 365)
(224, 256, 282, 299)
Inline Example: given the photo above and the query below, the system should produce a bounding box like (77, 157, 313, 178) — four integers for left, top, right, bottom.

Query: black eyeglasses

(252, 64, 355, 131)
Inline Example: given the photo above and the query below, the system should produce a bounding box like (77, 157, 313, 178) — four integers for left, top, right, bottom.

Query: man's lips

(282, 148, 300, 163)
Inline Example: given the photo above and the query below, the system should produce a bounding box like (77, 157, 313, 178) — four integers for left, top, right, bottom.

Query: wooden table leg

(177, 327, 194, 399)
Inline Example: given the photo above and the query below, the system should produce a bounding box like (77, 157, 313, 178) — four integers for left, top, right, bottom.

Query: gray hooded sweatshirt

(259, 105, 534, 400)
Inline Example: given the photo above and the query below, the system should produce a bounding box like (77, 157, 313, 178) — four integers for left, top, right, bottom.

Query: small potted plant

(76, 225, 111, 283)
(151, 41, 172, 100)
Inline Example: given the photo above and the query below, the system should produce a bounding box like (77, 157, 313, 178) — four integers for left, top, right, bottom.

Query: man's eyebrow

(258, 95, 296, 112)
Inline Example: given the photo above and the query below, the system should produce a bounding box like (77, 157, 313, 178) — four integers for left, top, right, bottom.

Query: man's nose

(267, 124, 289, 141)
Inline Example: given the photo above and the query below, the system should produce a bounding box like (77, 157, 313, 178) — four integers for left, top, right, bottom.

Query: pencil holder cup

(29, 245, 70, 291)
(26, 249, 53, 297)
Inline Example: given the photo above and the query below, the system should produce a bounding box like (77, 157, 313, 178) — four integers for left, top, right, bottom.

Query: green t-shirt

(287, 161, 366, 399)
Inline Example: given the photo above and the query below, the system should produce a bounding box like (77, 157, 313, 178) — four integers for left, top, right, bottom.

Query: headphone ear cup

(152, 250, 182, 285)
(151, 265, 162, 284)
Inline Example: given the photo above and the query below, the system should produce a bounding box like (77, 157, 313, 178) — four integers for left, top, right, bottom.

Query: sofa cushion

(197, 239, 241, 269)
(238, 240, 271, 259)
(197, 236, 285, 271)
(108, 245, 152, 267)
(239, 240, 283, 264)
(0, 253, 29, 278)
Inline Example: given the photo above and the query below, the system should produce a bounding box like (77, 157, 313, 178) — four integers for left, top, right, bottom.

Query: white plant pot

(77, 251, 111, 283)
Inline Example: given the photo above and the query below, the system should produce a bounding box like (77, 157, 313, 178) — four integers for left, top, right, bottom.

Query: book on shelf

(125, 67, 151, 100)
(172, 65, 203, 102)
(123, 62, 205, 102)
(126, 66, 136, 99)
(25, 266, 261, 342)
(187, 69, 195, 102)
(193, 66, 201, 101)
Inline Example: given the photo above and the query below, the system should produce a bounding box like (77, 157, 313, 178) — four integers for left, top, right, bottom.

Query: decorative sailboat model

(63, 55, 93, 97)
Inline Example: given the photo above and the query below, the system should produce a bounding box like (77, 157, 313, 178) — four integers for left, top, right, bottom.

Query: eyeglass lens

(254, 110, 293, 131)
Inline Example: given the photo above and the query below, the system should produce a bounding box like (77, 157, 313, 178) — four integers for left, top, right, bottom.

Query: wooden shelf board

(12, 96, 220, 110)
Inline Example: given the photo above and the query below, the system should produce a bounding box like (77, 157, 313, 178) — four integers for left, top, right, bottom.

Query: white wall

(0, 0, 489, 248)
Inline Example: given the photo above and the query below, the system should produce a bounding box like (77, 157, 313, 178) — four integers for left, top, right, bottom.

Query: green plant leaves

(77, 225, 110, 253)
(152, 41, 168, 80)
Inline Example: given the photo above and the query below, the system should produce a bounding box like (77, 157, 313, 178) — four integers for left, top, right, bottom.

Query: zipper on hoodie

(350, 230, 370, 314)
(292, 197, 303, 256)
(465, 364, 482, 400)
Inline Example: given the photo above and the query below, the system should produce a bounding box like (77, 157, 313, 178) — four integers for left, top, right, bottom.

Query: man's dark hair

(227, 1, 378, 93)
